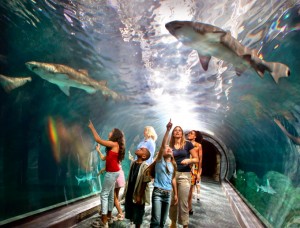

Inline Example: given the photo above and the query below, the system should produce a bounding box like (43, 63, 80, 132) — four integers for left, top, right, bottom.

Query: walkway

(74, 179, 241, 228)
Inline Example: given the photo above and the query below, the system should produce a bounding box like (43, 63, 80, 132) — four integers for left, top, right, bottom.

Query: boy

(124, 147, 151, 228)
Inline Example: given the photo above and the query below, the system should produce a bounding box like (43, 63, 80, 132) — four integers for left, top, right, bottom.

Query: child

(88, 121, 125, 228)
(123, 147, 151, 228)
(96, 144, 125, 221)
(147, 119, 178, 228)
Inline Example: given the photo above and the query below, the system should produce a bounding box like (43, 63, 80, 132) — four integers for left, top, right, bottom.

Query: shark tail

(0, 76, 32, 93)
(264, 61, 290, 84)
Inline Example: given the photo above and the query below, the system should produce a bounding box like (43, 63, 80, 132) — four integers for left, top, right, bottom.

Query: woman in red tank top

(88, 120, 125, 228)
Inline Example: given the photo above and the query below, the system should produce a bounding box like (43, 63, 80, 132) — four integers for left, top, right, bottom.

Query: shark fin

(78, 69, 89, 76)
(59, 86, 70, 96)
(265, 61, 290, 84)
(199, 55, 211, 71)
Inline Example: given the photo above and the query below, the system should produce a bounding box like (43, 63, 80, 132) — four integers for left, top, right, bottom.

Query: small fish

(256, 179, 276, 194)
(25, 61, 121, 100)
(274, 118, 300, 145)
(0, 74, 32, 93)
(165, 21, 290, 83)
(75, 173, 95, 185)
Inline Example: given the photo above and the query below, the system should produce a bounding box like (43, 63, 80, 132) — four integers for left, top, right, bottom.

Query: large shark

(0, 74, 32, 93)
(165, 21, 290, 83)
(25, 61, 121, 100)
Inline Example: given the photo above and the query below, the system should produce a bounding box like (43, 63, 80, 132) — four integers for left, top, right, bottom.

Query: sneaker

(107, 217, 114, 225)
(91, 219, 108, 228)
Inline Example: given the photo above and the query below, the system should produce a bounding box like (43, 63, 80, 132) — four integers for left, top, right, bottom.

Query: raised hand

(166, 118, 172, 131)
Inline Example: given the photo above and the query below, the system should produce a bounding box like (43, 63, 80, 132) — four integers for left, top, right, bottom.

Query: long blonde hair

(144, 126, 158, 141)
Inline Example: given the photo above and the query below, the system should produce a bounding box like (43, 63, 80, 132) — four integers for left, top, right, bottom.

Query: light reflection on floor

(74, 178, 240, 228)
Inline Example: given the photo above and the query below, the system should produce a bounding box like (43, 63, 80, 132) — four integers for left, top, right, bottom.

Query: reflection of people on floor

(187, 130, 203, 215)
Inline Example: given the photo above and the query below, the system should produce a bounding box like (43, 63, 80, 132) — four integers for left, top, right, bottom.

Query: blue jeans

(101, 171, 120, 214)
(150, 187, 171, 228)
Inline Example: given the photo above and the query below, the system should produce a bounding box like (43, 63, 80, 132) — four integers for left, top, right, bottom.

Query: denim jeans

(100, 171, 120, 214)
(150, 187, 171, 228)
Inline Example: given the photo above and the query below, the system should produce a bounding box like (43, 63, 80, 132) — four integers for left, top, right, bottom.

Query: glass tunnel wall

(0, 0, 299, 227)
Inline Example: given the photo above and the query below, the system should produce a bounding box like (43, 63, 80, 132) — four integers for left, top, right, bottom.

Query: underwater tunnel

(0, 0, 300, 227)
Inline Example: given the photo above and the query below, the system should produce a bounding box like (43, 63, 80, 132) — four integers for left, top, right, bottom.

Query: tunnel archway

(199, 132, 236, 182)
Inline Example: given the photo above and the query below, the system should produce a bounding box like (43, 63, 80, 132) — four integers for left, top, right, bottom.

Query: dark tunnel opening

(201, 139, 221, 181)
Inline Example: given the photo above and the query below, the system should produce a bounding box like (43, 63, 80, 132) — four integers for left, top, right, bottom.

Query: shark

(75, 173, 95, 185)
(25, 61, 121, 100)
(256, 179, 276, 195)
(165, 21, 290, 83)
(0, 74, 32, 93)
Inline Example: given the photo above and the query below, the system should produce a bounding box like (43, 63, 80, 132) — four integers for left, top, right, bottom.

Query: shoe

(189, 209, 194, 215)
(108, 217, 114, 225)
(91, 219, 109, 228)
(116, 213, 124, 221)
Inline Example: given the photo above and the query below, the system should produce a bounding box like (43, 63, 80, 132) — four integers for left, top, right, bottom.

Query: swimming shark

(75, 173, 95, 185)
(25, 61, 121, 100)
(256, 179, 276, 195)
(0, 74, 32, 93)
(165, 21, 290, 83)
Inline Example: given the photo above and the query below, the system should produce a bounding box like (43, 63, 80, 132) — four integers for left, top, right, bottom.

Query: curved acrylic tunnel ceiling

(0, 1, 299, 227)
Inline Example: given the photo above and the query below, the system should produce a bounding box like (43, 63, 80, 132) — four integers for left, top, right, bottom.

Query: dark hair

(193, 130, 203, 144)
(106, 128, 126, 162)
(145, 152, 177, 179)
(142, 148, 151, 161)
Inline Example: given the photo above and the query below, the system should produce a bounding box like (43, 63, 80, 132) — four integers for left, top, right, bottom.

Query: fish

(0, 74, 32, 93)
(256, 179, 276, 194)
(274, 118, 300, 145)
(165, 21, 290, 83)
(25, 61, 121, 99)
(75, 173, 95, 185)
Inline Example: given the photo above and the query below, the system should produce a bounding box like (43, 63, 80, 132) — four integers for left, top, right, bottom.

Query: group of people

(88, 119, 203, 228)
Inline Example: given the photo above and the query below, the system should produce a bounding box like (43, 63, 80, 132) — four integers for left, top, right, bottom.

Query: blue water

(0, 0, 299, 227)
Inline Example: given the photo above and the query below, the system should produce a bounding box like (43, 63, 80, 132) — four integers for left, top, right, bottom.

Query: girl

(88, 120, 125, 228)
(147, 120, 178, 228)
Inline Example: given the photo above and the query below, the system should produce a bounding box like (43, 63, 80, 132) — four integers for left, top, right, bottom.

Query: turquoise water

(0, 0, 299, 227)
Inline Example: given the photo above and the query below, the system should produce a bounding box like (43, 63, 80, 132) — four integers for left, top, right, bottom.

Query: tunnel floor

(73, 177, 241, 228)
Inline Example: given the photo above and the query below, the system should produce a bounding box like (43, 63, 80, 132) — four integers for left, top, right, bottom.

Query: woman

(136, 126, 158, 164)
(187, 130, 203, 215)
(88, 120, 125, 228)
(168, 126, 198, 228)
